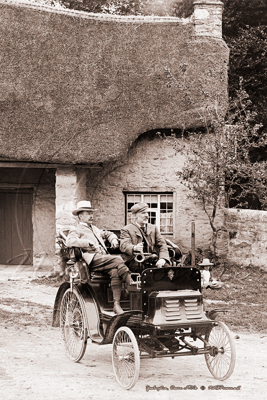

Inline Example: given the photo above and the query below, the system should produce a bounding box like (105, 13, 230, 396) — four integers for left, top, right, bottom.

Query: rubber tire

(205, 321, 236, 380)
(60, 288, 87, 362)
(112, 326, 140, 390)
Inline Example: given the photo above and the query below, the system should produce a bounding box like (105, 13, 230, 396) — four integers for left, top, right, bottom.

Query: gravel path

(1, 280, 267, 400)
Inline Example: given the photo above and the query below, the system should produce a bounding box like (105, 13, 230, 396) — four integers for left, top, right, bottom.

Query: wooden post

(191, 221, 195, 267)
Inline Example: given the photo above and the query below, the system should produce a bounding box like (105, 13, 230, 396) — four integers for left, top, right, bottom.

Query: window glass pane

(144, 195, 151, 202)
(127, 202, 134, 210)
(160, 195, 166, 202)
(127, 195, 135, 202)
(167, 202, 173, 211)
(167, 194, 173, 201)
(165, 212, 173, 219)
(149, 211, 156, 224)
(160, 203, 167, 211)
(134, 195, 141, 202)
(151, 203, 157, 208)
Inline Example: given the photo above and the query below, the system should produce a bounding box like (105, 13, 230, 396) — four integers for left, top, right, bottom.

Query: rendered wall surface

(0, 1, 229, 164)
(55, 167, 87, 231)
(86, 133, 224, 252)
(0, 168, 56, 269)
(224, 209, 267, 271)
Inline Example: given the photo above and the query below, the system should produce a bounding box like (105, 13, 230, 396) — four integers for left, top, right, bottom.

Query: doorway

(0, 189, 33, 265)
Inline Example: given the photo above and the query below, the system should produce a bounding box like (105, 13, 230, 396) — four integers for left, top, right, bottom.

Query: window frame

(124, 191, 174, 235)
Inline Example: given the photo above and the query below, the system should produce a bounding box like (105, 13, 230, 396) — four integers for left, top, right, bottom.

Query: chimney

(193, 1, 223, 38)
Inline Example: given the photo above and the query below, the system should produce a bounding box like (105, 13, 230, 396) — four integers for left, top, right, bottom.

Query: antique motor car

(52, 231, 236, 390)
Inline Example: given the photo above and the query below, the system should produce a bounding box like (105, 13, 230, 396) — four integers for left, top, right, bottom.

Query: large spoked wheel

(112, 326, 140, 390)
(205, 321, 236, 380)
(60, 288, 87, 362)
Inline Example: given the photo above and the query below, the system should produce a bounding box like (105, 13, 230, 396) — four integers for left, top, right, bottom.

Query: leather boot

(112, 285, 124, 314)
(113, 301, 124, 315)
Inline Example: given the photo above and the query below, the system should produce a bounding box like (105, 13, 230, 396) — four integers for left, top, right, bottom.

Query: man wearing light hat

(120, 202, 170, 272)
(66, 200, 132, 314)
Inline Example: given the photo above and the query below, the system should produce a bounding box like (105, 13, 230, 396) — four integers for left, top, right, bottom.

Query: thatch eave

(0, 1, 229, 165)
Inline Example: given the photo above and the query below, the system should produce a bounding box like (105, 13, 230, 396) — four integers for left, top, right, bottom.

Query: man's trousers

(82, 253, 129, 301)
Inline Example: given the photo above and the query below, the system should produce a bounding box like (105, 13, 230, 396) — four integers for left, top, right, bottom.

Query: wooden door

(0, 189, 33, 265)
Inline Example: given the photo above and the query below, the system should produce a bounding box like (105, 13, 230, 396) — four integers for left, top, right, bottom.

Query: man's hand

(110, 239, 119, 249)
(156, 258, 166, 268)
(133, 243, 143, 253)
(87, 241, 97, 250)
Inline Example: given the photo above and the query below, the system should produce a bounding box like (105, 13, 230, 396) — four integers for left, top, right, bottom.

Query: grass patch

(203, 263, 267, 333)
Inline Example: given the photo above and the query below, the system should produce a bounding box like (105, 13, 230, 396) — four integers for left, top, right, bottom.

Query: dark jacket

(120, 223, 170, 264)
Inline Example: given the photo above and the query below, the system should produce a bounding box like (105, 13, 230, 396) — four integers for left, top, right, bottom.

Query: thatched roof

(0, 1, 229, 164)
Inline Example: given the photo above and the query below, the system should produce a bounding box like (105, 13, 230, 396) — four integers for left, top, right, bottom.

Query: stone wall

(224, 209, 267, 270)
(86, 133, 224, 252)
(0, 168, 56, 270)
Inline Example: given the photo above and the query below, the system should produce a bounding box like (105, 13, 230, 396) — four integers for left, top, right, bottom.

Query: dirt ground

(1, 276, 267, 400)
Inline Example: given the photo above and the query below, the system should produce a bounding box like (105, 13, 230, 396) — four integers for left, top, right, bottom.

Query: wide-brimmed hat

(198, 258, 214, 267)
(72, 200, 97, 216)
(130, 202, 149, 214)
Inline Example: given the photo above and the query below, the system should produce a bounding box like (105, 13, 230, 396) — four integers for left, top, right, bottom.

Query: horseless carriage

(52, 231, 236, 390)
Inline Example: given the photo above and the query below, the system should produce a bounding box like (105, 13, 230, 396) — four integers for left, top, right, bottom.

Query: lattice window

(126, 193, 173, 235)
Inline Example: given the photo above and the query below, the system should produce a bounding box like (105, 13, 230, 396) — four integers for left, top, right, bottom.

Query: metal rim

(60, 288, 87, 362)
(112, 326, 140, 390)
(205, 321, 236, 380)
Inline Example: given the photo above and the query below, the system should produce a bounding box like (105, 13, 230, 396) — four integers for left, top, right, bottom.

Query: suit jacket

(120, 223, 170, 264)
(66, 223, 117, 266)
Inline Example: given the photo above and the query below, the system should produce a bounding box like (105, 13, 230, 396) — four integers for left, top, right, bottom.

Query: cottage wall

(55, 167, 87, 230)
(0, 0, 229, 271)
(86, 133, 224, 252)
(224, 209, 267, 271)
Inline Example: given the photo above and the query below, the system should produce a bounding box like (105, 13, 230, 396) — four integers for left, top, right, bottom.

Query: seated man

(66, 200, 131, 315)
(120, 202, 170, 273)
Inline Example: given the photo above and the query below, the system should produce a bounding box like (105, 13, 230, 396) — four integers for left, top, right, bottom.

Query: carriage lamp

(68, 264, 80, 279)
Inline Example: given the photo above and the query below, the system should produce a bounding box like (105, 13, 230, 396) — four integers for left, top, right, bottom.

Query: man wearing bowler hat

(120, 202, 170, 272)
(66, 200, 132, 314)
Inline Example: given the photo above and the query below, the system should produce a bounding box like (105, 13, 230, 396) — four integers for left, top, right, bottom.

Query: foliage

(222, 1, 267, 130)
(172, 0, 193, 18)
(55, 0, 104, 13)
(53, 0, 176, 15)
(227, 26, 267, 129)
(162, 86, 267, 255)
(222, 0, 267, 38)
